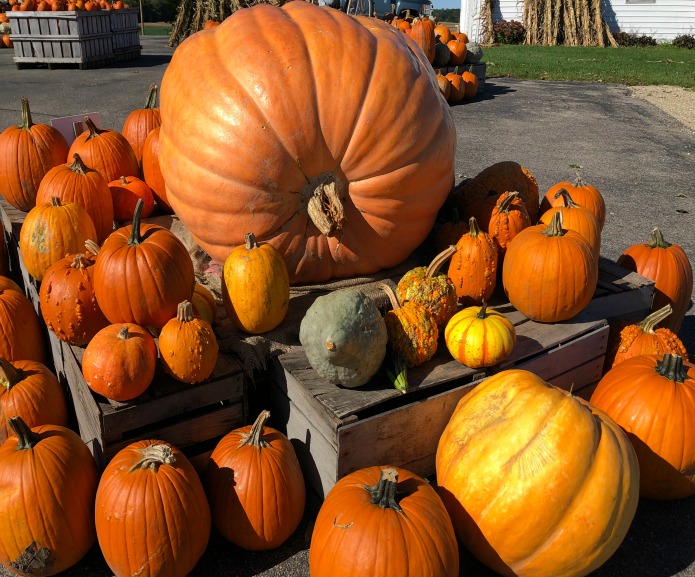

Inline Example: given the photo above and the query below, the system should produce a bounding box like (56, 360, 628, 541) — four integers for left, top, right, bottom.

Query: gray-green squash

(464, 42, 484, 64)
(299, 288, 387, 388)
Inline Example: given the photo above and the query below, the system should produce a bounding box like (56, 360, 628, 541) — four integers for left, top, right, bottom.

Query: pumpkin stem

(19, 97, 33, 130)
(476, 300, 489, 319)
(426, 245, 457, 278)
(655, 354, 688, 383)
(69, 254, 90, 269)
(542, 211, 565, 237)
(8, 416, 40, 450)
(552, 188, 581, 209)
(303, 172, 347, 237)
(69, 153, 92, 175)
(0, 358, 24, 391)
(84, 239, 100, 256)
(83, 116, 105, 141)
(468, 216, 482, 238)
(245, 232, 259, 250)
(130, 444, 177, 472)
(639, 304, 673, 334)
(128, 199, 145, 246)
(365, 467, 404, 514)
(51, 196, 62, 208)
(570, 164, 584, 187)
(240, 410, 270, 449)
(497, 191, 519, 214)
(648, 227, 671, 249)
(118, 325, 130, 340)
(176, 301, 195, 323)
(119, 176, 129, 186)
(144, 83, 158, 109)
(378, 282, 402, 311)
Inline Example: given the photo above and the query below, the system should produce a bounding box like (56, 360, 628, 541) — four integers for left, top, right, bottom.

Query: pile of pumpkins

(0, 12, 12, 48)
(3, 0, 130, 11)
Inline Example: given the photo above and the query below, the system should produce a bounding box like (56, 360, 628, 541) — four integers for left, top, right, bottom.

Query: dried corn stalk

(522, 0, 617, 46)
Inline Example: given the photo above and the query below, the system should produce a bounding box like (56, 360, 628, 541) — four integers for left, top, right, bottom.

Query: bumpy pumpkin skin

(384, 300, 439, 368)
(436, 369, 639, 577)
(487, 191, 531, 255)
(159, 2, 455, 284)
(590, 354, 695, 500)
(299, 289, 387, 388)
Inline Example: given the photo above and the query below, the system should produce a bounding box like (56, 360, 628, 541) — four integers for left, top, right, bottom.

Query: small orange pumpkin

(541, 165, 606, 229)
(108, 175, 155, 223)
(447, 39, 467, 65)
(141, 127, 172, 213)
(461, 68, 478, 99)
(434, 22, 452, 44)
(486, 191, 532, 256)
(121, 83, 161, 166)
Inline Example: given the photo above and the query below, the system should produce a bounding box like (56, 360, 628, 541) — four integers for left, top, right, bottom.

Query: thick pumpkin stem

(477, 300, 489, 319)
(365, 467, 404, 514)
(130, 444, 177, 472)
(69, 153, 92, 175)
(542, 211, 565, 237)
(245, 232, 259, 250)
(19, 97, 33, 130)
(304, 172, 347, 237)
(553, 188, 580, 209)
(498, 191, 520, 214)
(639, 304, 673, 334)
(69, 254, 90, 270)
(144, 83, 158, 109)
(240, 410, 270, 449)
(426, 246, 457, 278)
(84, 239, 100, 256)
(176, 300, 194, 323)
(8, 417, 40, 450)
(378, 282, 402, 311)
(648, 227, 671, 249)
(118, 325, 130, 340)
(83, 116, 105, 141)
(120, 176, 129, 186)
(655, 354, 688, 383)
(128, 199, 145, 245)
(0, 358, 24, 391)
(51, 196, 62, 208)
(570, 163, 584, 186)
(468, 216, 482, 238)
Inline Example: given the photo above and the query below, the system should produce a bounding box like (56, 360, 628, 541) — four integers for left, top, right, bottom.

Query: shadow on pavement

(106, 54, 173, 69)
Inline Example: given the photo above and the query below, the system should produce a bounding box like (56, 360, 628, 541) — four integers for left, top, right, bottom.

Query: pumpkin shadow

(449, 82, 517, 106)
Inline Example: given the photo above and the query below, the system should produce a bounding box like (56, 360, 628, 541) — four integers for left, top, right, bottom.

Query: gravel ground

(630, 85, 695, 132)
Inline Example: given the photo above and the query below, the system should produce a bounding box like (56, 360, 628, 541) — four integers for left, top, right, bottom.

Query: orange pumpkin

(206, 410, 306, 550)
(95, 440, 211, 577)
(591, 354, 695, 500)
(447, 38, 467, 65)
(452, 31, 469, 43)
(141, 126, 172, 212)
(540, 165, 606, 229)
(82, 323, 156, 401)
(406, 17, 436, 63)
(434, 22, 452, 44)
(0, 35, 8, 49)
(617, 227, 693, 333)
(435, 68, 451, 100)
(121, 83, 161, 166)
(461, 68, 478, 99)
(35, 153, 115, 244)
(445, 69, 465, 103)
(437, 369, 639, 577)
(0, 222, 7, 277)
(0, 287, 46, 363)
(486, 190, 532, 255)
(68, 116, 139, 184)
(203, 19, 220, 29)
(108, 175, 155, 223)
(158, 3, 454, 284)
(0, 417, 99, 576)
(0, 98, 70, 212)
(0, 357, 68, 444)
(191, 283, 216, 325)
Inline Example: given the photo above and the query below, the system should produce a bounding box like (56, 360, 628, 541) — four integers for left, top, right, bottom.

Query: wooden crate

(108, 8, 138, 32)
(267, 258, 654, 499)
(112, 29, 140, 52)
(8, 11, 113, 68)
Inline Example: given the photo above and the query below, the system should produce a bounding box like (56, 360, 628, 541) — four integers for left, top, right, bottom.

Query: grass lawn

(143, 23, 172, 36)
(483, 44, 695, 88)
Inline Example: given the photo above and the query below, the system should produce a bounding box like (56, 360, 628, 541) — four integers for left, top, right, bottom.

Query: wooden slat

(547, 355, 605, 392)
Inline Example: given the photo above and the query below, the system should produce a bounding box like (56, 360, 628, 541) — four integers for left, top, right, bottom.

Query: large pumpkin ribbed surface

(159, 2, 455, 284)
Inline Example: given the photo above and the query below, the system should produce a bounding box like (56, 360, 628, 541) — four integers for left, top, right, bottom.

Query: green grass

(483, 44, 695, 88)
(142, 24, 172, 36)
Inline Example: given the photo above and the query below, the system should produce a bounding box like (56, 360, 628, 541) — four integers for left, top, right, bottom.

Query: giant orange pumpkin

(437, 369, 639, 577)
(159, 2, 455, 284)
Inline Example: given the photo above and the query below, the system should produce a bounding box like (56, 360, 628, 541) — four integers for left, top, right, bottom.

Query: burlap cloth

(145, 215, 434, 379)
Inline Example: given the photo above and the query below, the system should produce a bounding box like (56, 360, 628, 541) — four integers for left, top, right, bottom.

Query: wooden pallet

(267, 258, 654, 499)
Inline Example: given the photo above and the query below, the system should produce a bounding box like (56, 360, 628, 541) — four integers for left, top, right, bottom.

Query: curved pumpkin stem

(245, 232, 259, 250)
(69, 153, 92, 175)
(83, 116, 105, 141)
(468, 216, 482, 238)
(118, 325, 130, 340)
(240, 409, 270, 449)
(425, 245, 457, 278)
(144, 83, 158, 109)
(8, 416, 40, 450)
(378, 282, 402, 311)
(130, 443, 177, 472)
(497, 191, 520, 214)
(648, 227, 671, 249)
(176, 300, 194, 323)
(570, 163, 584, 187)
(128, 199, 145, 246)
(19, 97, 33, 130)
(84, 239, 100, 256)
(552, 188, 581, 209)
(639, 304, 673, 334)
(0, 357, 23, 391)
(542, 211, 565, 237)
(69, 254, 91, 270)
(365, 467, 404, 514)
(476, 300, 489, 320)
(655, 354, 688, 383)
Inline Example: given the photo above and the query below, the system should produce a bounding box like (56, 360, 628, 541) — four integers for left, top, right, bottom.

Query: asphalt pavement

(0, 35, 693, 577)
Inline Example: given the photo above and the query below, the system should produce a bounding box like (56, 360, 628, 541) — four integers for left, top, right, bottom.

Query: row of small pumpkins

(2, 0, 129, 11)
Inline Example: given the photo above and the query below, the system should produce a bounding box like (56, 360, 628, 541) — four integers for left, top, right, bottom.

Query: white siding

(459, 0, 523, 41)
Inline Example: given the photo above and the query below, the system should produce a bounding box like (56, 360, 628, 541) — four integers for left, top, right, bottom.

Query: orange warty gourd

(503, 212, 598, 323)
(309, 465, 459, 577)
(68, 116, 139, 184)
(93, 199, 195, 329)
(19, 197, 97, 282)
(0, 98, 70, 212)
(611, 304, 687, 368)
(141, 126, 172, 212)
(437, 369, 639, 577)
(158, 300, 219, 384)
(206, 410, 306, 550)
(0, 357, 68, 444)
(35, 153, 115, 244)
(617, 227, 693, 333)
(159, 2, 455, 284)
(82, 323, 157, 401)
(0, 417, 99, 577)
(0, 287, 46, 363)
(539, 188, 601, 259)
(591, 354, 695, 500)
(39, 248, 109, 346)
(540, 165, 606, 229)
(121, 83, 161, 166)
(486, 190, 532, 255)
(108, 175, 155, 222)
(95, 440, 211, 577)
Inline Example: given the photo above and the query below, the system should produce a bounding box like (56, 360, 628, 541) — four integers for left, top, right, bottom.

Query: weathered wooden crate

(108, 8, 138, 32)
(112, 29, 140, 51)
(8, 11, 113, 68)
(268, 258, 655, 499)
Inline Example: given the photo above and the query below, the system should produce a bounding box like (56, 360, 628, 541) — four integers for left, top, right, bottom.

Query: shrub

(493, 20, 525, 45)
(672, 34, 695, 49)
(614, 31, 657, 47)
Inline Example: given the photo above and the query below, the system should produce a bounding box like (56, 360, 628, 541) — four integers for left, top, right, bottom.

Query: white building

(460, 0, 695, 43)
